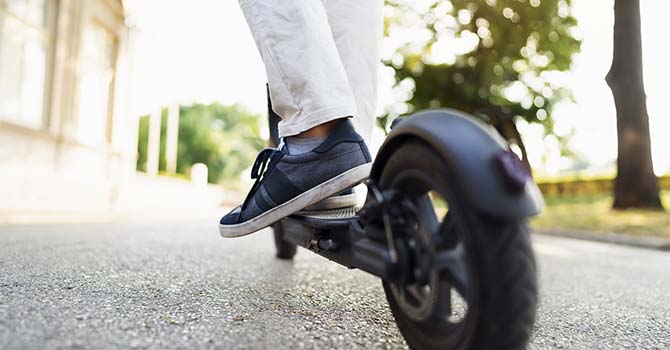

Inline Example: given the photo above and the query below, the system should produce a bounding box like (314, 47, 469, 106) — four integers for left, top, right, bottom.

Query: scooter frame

(270, 108, 543, 279)
(267, 96, 544, 349)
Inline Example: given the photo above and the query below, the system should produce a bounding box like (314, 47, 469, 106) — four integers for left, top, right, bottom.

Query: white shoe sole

(218, 163, 371, 238)
(301, 192, 358, 211)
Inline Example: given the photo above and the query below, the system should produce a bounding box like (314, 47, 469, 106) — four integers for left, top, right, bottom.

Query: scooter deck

(280, 206, 398, 279)
(293, 206, 360, 220)
(288, 206, 360, 230)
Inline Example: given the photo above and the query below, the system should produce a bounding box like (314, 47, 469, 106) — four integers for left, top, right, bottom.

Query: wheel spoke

(435, 280, 452, 318)
(438, 212, 459, 248)
(406, 284, 425, 303)
(435, 243, 468, 295)
(396, 284, 406, 301)
(415, 195, 440, 235)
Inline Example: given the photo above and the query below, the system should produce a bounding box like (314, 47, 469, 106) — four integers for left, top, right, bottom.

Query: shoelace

(240, 147, 283, 212)
(251, 148, 278, 180)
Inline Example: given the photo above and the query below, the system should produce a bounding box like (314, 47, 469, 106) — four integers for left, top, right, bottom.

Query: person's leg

(238, 0, 357, 138)
(322, 0, 384, 143)
(221, 0, 374, 237)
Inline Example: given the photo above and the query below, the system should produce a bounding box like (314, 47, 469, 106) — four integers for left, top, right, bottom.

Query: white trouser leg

(322, 0, 383, 142)
(238, 0, 382, 141)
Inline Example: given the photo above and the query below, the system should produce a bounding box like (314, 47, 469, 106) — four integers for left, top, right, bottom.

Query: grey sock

(284, 136, 327, 155)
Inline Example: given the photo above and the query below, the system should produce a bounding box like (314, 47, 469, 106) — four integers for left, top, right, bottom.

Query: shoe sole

(301, 192, 358, 211)
(219, 163, 372, 238)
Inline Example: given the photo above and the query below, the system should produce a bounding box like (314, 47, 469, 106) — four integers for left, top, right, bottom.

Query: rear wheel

(378, 140, 537, 350)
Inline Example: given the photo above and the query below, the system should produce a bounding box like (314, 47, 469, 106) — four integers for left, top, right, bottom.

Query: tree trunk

(606, 0, 663, 210)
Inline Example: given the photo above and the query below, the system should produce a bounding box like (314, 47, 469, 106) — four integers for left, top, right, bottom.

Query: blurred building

(0, 0, 137, 220)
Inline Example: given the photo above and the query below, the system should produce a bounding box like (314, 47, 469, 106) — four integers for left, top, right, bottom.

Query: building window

(75, 22, 117, 146)
(0, 0, 53, 128)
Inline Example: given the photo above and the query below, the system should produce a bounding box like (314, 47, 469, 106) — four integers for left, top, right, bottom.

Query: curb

(535, 228, 670, 251)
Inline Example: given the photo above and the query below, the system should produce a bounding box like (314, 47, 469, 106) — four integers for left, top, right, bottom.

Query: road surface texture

(1, 219, 669, 349)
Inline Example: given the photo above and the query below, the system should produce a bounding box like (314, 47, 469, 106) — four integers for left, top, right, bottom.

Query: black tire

(273, 223, 297, 260)
(378, 140, 537, 350)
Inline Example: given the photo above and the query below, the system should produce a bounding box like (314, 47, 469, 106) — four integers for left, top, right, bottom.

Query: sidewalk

(535, 228, 670, 251)
(0, 173, 245, 225)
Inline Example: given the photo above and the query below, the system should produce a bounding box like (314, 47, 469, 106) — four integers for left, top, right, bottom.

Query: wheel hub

(389, 199, 443, 322)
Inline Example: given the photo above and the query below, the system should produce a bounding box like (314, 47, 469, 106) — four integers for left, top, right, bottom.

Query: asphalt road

(1, 218, 669, 349)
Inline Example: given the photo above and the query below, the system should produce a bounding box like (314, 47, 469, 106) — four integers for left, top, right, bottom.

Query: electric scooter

(265, 97, 543, 350)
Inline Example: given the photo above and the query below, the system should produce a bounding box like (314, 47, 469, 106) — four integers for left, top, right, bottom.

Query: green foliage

(136, 115, 149, 172)
(159, 111, 168, 172)
(538, 175, 670, 197)
(177, 103, 264, 183)
(136, 103, 264, 184)
(383, 0, 581, 133)
(135, 109, 172, 174)
(532, 191, 670, 237)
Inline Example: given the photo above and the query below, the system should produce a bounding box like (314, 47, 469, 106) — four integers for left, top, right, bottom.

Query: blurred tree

(177, 103, 264, 183)
(383, 0, 581, 171)
(606, 0, 663, 210)
(137, 103, 264, 184)
(136, 115, 149, 172)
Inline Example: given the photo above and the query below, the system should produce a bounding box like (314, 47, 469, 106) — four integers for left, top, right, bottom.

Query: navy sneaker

(219, 119, 372, 237)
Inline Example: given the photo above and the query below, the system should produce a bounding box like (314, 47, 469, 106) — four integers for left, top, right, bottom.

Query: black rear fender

(370, 109, 544, 220)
